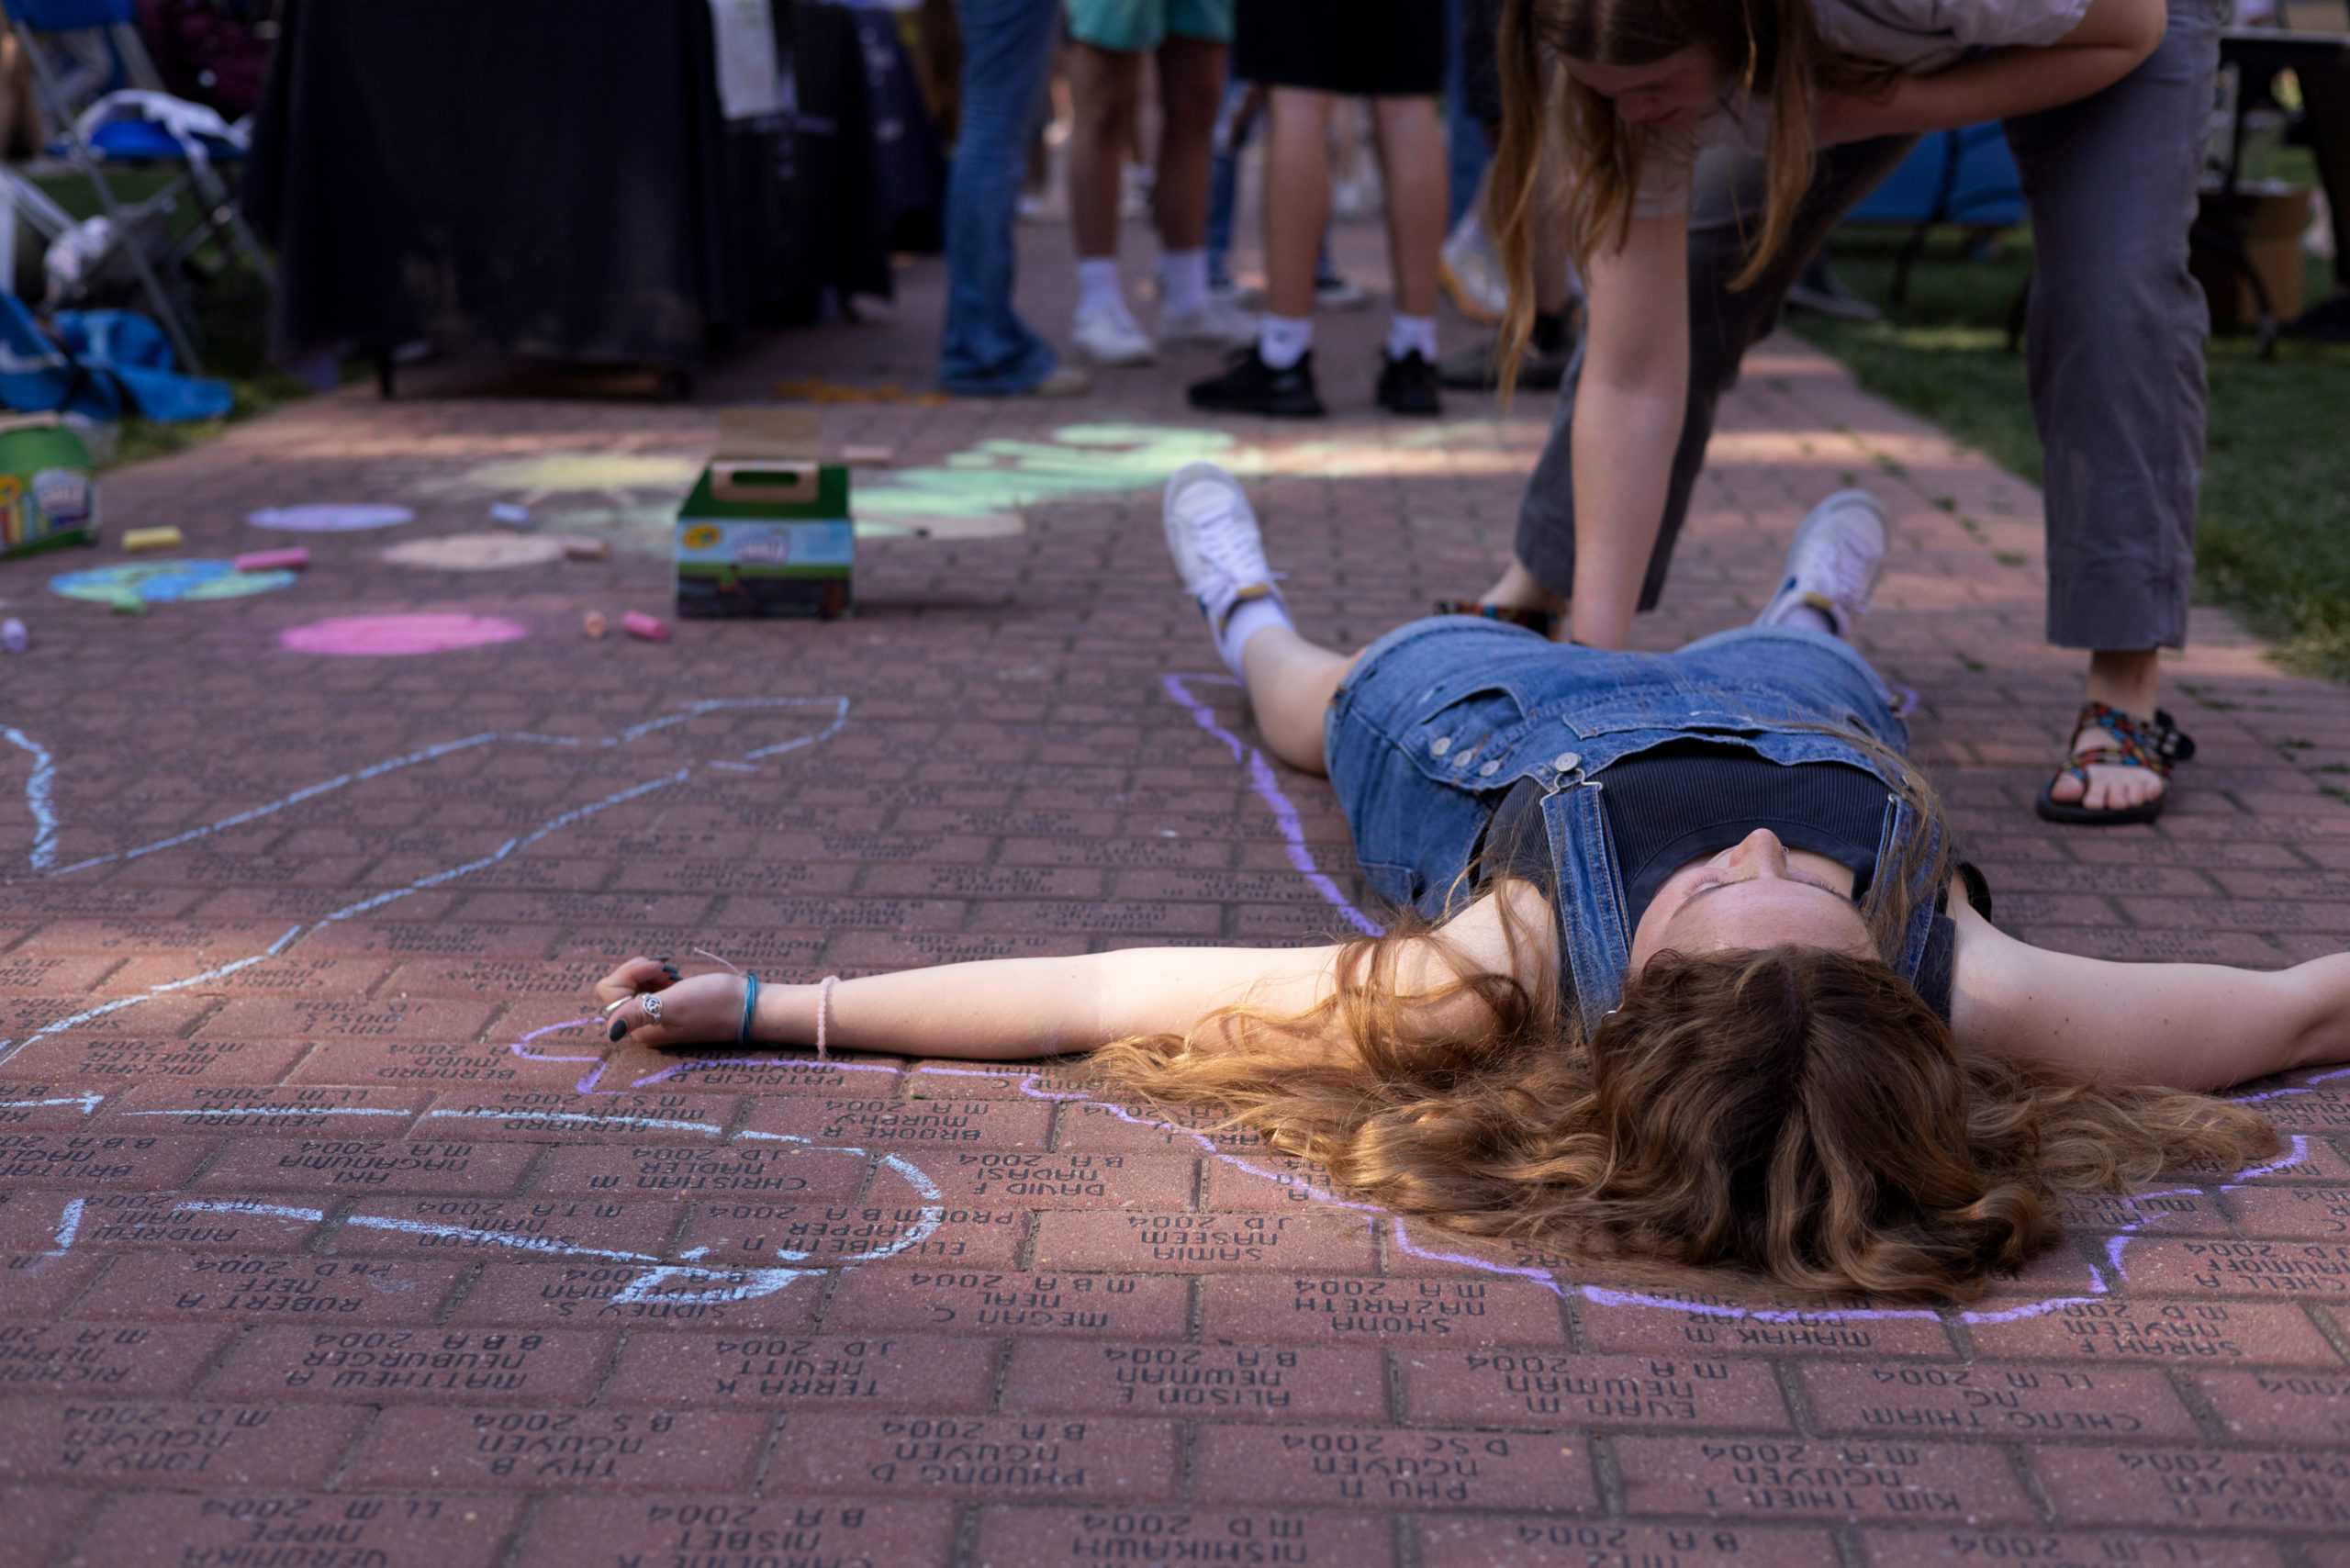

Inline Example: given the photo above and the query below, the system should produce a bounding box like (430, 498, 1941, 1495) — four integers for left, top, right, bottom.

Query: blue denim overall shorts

(1324, 617, 1942, 1037)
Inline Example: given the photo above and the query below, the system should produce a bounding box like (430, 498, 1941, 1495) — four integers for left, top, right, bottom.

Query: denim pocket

(1398, 680, 1543, 789)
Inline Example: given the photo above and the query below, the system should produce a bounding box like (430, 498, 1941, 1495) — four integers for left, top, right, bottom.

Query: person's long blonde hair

(1487, 0, 1892, 393)
(1089, 752, 2277, 1302)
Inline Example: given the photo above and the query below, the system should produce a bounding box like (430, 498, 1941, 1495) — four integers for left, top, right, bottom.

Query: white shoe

(1439, 214, 1510, 323)
(1755, 489, 1890, 638)
(1163, 461, 1278, 631)
(1160, 294, 1258, 350)
(1073, 297, 1157, 366)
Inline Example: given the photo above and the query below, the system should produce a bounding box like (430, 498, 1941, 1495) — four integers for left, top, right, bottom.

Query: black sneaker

(1438, 336, 1572, 392)
(1188, 346, 1326, 418)
(1375, 349, 1443, 416)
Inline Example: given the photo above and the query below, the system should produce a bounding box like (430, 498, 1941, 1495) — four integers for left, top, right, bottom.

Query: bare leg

(1239, 624, 1359, 776)
(1151, 36, 1225, 252)
(1067, 43, 1140, 261)
(1262, 88, 1334, 319)
(1370, 95, 1444, 319)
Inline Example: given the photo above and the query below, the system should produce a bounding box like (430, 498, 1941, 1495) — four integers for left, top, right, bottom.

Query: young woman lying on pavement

(592, 466, 2348, 1304)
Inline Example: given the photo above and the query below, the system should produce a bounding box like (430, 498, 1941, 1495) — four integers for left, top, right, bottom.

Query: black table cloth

(243, 0, 905, 374)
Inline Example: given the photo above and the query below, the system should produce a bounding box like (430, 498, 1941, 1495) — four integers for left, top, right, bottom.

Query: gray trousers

(1515, 0, 2222, 650)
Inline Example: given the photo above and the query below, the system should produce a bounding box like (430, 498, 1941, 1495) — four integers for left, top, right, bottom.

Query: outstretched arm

(590, 888, 1552, 1064)
(1949, 897, 2350, 1092)
(592, 944, 1352, 1064)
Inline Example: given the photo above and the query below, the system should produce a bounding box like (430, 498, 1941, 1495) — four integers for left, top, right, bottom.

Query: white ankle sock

(1782, 601, 1838, 637)
(1160, 249, 1208, 317)
(1077, 258, 1125, 316)
(1217, 593, 1292, 678)
(1385, 313, 1438, 362)
(1258, 315, 1314, 370)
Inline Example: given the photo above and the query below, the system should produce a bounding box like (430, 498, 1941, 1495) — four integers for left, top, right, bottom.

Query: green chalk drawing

(856, 419, 1516, 516)
(423, 420, 1523, 549)
(856, 423, 1242, 518)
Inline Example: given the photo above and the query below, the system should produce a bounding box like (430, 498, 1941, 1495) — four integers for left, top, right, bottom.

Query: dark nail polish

(663, 967, 680, 980)
(609, 1020, 628, 1042)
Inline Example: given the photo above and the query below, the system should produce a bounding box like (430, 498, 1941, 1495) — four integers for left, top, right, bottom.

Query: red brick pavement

(1, 224, 2347, 1565)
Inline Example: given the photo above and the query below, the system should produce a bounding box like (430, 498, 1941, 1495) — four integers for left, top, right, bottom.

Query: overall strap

(1862, 791, 1942, 985)
(1539, 777, 1632, 1040)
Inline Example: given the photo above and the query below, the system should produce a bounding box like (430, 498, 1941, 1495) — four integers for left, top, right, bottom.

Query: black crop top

(1475, 742, 1992, 1023)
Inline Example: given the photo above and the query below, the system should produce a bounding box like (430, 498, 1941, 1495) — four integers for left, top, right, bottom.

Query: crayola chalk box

(675, 409, 851, 620)
(0, 414, 97, 561)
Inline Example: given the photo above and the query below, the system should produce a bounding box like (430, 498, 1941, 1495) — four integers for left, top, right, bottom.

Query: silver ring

(641, 992, 664, 1024)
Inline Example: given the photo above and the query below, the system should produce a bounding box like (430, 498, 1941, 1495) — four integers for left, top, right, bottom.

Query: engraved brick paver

(0, 224, 2343, 1564)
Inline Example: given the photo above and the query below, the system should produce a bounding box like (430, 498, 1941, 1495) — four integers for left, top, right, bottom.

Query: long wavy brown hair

(1089, 754, 2277, 1302)
(1486, 0, 1895, 393)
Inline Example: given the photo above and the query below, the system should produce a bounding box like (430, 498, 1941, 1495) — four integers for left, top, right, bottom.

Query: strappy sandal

(1433, 599, 1561, 640)
(2034, 701, 2197, 827)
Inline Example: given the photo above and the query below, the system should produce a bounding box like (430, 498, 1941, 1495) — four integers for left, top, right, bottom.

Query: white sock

(1077, 258, 1125, 316)
(1258, 315, 1314, 370)
(1217, 593, 1292, 678)
(1783, 601, 1838, 637)
(1160, 249, 1208, 317)
(1385, 313, 1438, 362)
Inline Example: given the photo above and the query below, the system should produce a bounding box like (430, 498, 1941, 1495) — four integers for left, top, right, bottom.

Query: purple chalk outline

(1161, 672, 1382, 938)
(504, 662, 2344, 1329)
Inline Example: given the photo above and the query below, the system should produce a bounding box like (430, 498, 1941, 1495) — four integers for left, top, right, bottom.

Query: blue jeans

(939, 0, 1062, 395)
(1323, 617, 1907, 915)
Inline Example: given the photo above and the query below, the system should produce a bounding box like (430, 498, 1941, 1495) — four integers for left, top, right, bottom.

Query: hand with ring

(592, 956, 757, 1047)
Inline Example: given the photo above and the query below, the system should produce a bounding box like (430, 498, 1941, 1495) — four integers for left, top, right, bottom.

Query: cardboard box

(2195, 180, 2312, 330)
(675, 409, 852, 620)
(0, 414, 97, 560)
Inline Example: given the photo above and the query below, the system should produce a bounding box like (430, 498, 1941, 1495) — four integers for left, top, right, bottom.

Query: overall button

(1429, 736, 1451, 756)
(1552, 752, 1581, 772)
(1477, 759, 1502, 777)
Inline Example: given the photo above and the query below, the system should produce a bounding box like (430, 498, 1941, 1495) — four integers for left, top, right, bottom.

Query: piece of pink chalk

(621, 610, 670, 643)
(235, 547, 310, 572)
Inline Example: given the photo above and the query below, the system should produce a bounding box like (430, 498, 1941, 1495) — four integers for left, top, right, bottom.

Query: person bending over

(592, 469, 2345, 1303)
(1465, 0, 2222, 827)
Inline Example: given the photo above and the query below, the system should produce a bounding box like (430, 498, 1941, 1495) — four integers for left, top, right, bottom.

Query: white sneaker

(1073, 297, 1157, 366)
(1755, 489, 1891, 639)
(1160, 293, 1258, 350)
(1439, 214, 1510, 324)
(1163, 462, 1278, 631)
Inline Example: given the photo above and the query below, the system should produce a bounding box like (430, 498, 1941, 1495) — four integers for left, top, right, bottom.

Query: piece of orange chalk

(621, 610, 669, 643)
(582, 610, 608, 640)
(122, 526, 182, 553)
(235, 547, 309, 573)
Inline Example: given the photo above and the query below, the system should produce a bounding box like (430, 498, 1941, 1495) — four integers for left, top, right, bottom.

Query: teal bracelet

(736, 973, 760, 1044)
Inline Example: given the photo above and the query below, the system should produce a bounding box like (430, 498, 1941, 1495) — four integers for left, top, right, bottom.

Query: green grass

(1788, 210, 2350, 681)
(25, 170, 316, 469)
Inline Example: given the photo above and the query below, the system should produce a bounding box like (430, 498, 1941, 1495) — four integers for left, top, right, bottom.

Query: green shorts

(1065, 0, 1235, 51)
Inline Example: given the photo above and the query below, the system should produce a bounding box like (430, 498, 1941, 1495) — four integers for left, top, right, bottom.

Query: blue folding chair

(9, 0, 275, 373)
(1842, 125, 2027, 307)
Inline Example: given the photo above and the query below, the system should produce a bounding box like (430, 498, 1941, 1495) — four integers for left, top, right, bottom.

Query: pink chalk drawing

(279, 612, 531, 657)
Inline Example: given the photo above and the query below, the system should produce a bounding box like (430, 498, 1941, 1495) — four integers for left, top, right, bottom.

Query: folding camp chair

(8, 0, 275, 374)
